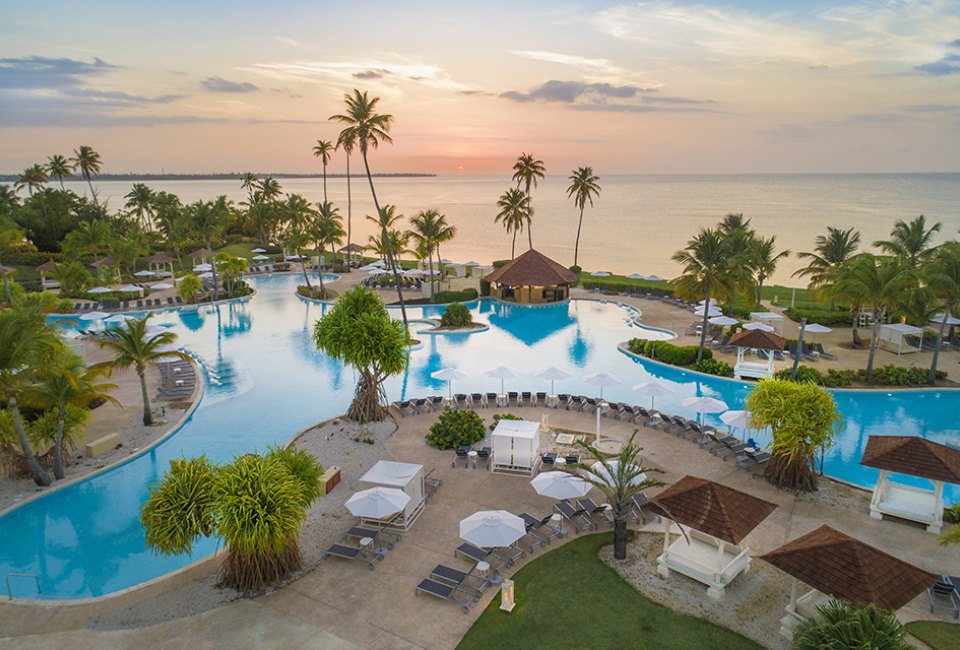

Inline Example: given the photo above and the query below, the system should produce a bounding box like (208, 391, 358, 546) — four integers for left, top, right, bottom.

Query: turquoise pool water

(1, 273, 958, 599)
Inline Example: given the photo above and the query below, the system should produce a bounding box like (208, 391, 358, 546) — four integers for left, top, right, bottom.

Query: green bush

(440, 302, 472, 327)
(479, 278, 491, 297)
(774, 366, 856, 387)
(492, 260, 510, 269)
(0, 251, 62, 266)
(297, 285, 330, 300)
(628, 339, 711, 366)
(944, 503, 960, 524)
(489, 413, 522, 430)
(569, 265, 582, 274)
(434, 288, 478, 303)
(783, 308, 852, 327)
(775, 365, 825, 384)
(425, 408, 486, 450)
(690, 358, 733, 377)
(857, 364, 944, 386)
(274, 262, 291, 271)
(823, 369, 856, 387)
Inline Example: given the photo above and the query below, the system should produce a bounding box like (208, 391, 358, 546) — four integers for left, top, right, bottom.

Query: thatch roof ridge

(484, 249, 577, 287)
(728, 329, 786, 351)
(861, 435, 960, 484)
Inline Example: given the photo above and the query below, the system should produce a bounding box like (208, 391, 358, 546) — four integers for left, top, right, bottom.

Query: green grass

(456, 533, 762, 650)
(905, 621, 960, 650)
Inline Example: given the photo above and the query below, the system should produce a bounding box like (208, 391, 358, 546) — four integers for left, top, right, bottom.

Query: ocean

(62, 173, 960, 285)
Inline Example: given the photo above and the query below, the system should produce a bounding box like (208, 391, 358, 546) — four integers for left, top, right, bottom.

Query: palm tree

(574, 431, 662, 559)
(511, 153, 545, 249)
(285, 227, 315, 290)
(188, 200, 226, 301)
(364, 203, 404, 230)
(495, 188, 530, 259)
(0, 216, 23, 305)
(336, 129, 356, 272)
(312, 139, 334, 203)
(834, 254, 914, 380)
(315, 201, 345, 269)
(46, 154, 73, 190)
(64, 219, 113, 259)
(0, 306, 66, 485)
(125, 183, 156, 230)
(433, 213, 457, 279)
(566, 167, 601, 268)
(23, 355, 117, 479)
(794, 226, 861, 308)
(15, 164, 49, 222)
(925, 242, 960, 383)
(793, 600, 912, 650)
(255, 177, 282, 204)
(331, 89, 409, 328)
(240, 172, 258, 205)
(874, 214, 942, 266)
(672, 228, 733, 361)
(408, 209, 443, 301)
(94, 316, 186, 425)
(747, 236, 791, 307)
(72, 145, 102, 207)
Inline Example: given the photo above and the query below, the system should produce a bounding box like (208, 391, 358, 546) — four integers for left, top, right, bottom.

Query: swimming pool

(1, 273, 957, 599)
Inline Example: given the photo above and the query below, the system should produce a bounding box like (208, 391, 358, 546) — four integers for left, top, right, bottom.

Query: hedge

(690, 358, 733, 377)
(1, 251, 63, 266)
(628, 339, 711, 366)
(783, 308, 853, 327)
(434, 288, 478, 303)
(580, 280, 674, 297)
(440, 302, 472, 327)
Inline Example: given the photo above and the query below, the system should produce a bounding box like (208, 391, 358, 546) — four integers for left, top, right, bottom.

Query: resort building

(483, 249, 577, 304)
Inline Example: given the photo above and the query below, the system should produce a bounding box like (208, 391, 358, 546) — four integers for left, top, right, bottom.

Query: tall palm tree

(0, 306, 66, 485)
(94, 316, 186, 425)
(672, 228, 733, 361)
(72, 145, 102, 207)
(312, 139, 334, 203)
(188, 200, 226, 301)
(0, 217, 23, 305)
(495, 188, 530, 259)
(336, 129, 357, 272)
(15, 164, 49, 221)
(925, 242, 960, 383)
(315, 202, 345, 269)
(255, 177, 282, 204)
(408, 209, 443, 301)
(64, 219, 113, 259)
(794, 226, 861, 309)
(433, 213, 457, 279)
(511, 153, 545, 249)
(364, 203, 404, 230)
(285, 227, 315, 291)
(566, 167, 601, 268)
(874, 214, 942, 267)
(240, 172, 258, 206)
(331, 89, 408, 328)
(747, 236, 791, 307)
(834, 254, 914, 380)
(125, 183, 156, 230)
(46, 154, 73, 191)
(23, 355, 117, 479)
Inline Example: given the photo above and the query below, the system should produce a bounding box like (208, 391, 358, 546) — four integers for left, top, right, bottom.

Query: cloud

(353, 68, 391, 80)
(245, 57, 474, 92)
(509, 50, 624, 76)
(914, 53, 960, 75)
(950, 38, 960, 47)
(500, 79, 653, 103)
(903, 103, 960, 112)
(201, 76, 259, 92)
(0, 55, 115, 89)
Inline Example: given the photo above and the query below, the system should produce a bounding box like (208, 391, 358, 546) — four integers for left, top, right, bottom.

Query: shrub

(944, 503, 960, 524)
(568, 265, 582, 274)
(783, 308, 852, 327)
(425, 408, 486, 450)
(774, 366, 856, 387)
(274, 262, 291, 271)
(774, 365, 825, 384)
(297, 285, 330, 300)
(0, 251, 62, 266)
(479, 278, 491, 297)
(434, 288, 478, 303)
(792, 600, 911, 650)
(440, 302, 472, 327)
(857, 364, 941, 386)
(178, 274, 202, 303)
(489, 413, 522, 430)
(628, 339, 710, 366)
(492, 260, 510, 269)
(823, 369, 856, 387)
(690, 358, 733, 377)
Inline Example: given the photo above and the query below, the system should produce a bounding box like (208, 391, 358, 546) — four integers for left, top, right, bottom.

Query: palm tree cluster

(494, 153, 545, 259)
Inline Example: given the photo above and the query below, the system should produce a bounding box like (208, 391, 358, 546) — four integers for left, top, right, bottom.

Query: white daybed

(869, 470, 944, 533)
(358, 460, 425, 530)
(657, 527, 752, 599)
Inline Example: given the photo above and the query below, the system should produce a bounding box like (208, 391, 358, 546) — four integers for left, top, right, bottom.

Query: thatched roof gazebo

(728, 329, 786, 380)
(187, 248, 214, 264)
(143, 252, 176, 276)
(648, 476, 778, 599)
(861, 435, 960, 533)
(338, 242, 364, 267)
(760, 524, 937, 639)
(35, 260, 59, 290)
(88, 257, 117, 269)
(484, 249, 577, 304)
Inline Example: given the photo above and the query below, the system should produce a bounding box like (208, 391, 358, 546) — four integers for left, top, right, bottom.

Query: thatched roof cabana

(484, 249, 577, 304)
(728, 329, 786, 380)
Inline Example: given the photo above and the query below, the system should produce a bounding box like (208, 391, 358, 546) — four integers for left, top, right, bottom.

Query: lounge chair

(507, 391, 519, 406)
(535, 392, 547, 406)
(555, 393, 571, 409)
(737, 450, 771, 471)
(541, 452, 557, 469)
(429, 564, 486, 598)
(393, 400, 411, 416)
(455, 542, 512, 569)
(452, 445, 471, 468)
(342, 525, 400, 549)
(712, 436, 748, 460)
(631, 492, 659, 524)
(485, 392, 498, 408)
(928, 576, 959, 619)
(515, 513, 550, 552)
(424, 469, 443, 499)
(474, 445, 491, 468)
(413, 398, 429, 414)
(554, 500, 594, 533)
(429, 396, 444, 411)
(470, 393, 484, 408)
(520, 391, 532, 406)
(567, 395, 584, 411)
(324, 543, 379, 570)
(415, 578, 474, 613)
(582, 397, 598, 413)
(453, 393, 468, 409)
(815, 343, 837, 360)
(564, 452, 580, 466)
(577, 498, 614, 528)
(135, 300, 144, 308)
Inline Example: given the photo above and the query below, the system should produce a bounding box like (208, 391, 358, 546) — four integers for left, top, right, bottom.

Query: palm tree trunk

(511, 231, 517, 259)
(139, 366, 153, 426)
(527, 221, 533, 250)
(57, 176, 65, 191)
(697, 288, 711, 362)
(574, 205, 584, 267)
(428, 254, 435, 302)
(322, 163, 327, 204)
(929, 308, 950, 384)
(85, 173, 99, 208)
(9, 397, 51, 486)
(756, 276, 765, 308)
(613, 519, 628, 560)
(345, 153, 352, 273)
(299, 250, 312, 289)
(53, 407, 67, 480)
(866, 316, 880, 380)
(361, 151, 408, 329)
(207, 238, 219, 302)
(0, 261, 13, 305)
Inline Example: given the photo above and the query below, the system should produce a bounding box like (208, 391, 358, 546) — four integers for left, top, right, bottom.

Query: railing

(5, 573, 41, 600)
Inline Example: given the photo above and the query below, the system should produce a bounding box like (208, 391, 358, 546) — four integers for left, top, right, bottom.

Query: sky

(1, 0, 960, 175)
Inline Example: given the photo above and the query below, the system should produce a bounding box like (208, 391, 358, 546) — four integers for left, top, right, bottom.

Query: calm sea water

(64, 174, 960, 284)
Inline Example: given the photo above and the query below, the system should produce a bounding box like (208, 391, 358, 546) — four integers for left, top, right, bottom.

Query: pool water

(1, 274, 957, 599)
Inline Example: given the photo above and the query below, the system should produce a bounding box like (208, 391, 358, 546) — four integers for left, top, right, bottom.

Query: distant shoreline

(0, 172, 437, 182)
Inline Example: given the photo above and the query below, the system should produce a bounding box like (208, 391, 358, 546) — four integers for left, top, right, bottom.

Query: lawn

(456, 533, 762, 650)
(905, 621, 960, 650)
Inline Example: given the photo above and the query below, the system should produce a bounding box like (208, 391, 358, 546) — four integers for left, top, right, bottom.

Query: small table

(468, 450, 478, 468)
(550, 513, 565, 537)
(496, 394, 508, 407)
(477, 560, 500, 585)
(555, 457, 567, 470)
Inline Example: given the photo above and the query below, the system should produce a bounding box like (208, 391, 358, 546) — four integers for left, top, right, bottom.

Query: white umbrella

(698, 298, 720, 307)
(534, 366, 572, 395)
(402, 268, 423, 276)
(88, 286, 112, 294)
(931, 314, 960, 325)
(589, 460, 648, 488)
(252, 255, 270, 261)
(720, 409, 752, 431)
(251, 247, 266, 253)
(742, 321, 775, 332)
(104, 314, 132, 324)
(646, 275, 663, 281)
(632, 381, 675, 410)
(134, 270, 156, 277)
(150, 282, 175, 290)
(193, 263, 212, 272)
(431, 367, 467, 397)
(681, 395, 729, 425)
(530, 472, 592, 500)
(199, 272, 213, 279)
(591, 271, 611, 277)
(118, 284, 141, 293)
(146, 325, 169, 336)
(583, 371, 621, 399)
(803, 322, 833, 346)
(464, 261, 479, 267)
(345, 487, 410, 519)
(485, 365, 519, 395)
(368, 268, 388, 276)
(155, 343, 181, 354)
(440, 258, 453, 264)
(709, 315, 739, 326)
(626, 273, 646, 280)
(79, 310, 110, 321)
(694, 306, 723, 318)
(459, 510, 526, 549)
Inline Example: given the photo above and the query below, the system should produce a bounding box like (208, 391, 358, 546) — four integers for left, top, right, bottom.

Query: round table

(467, 450, 478, 468)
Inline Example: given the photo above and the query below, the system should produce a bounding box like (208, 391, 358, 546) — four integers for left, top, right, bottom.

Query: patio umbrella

(150, 282, 175, 290)
(118, 284, 141, 293)
(583, 371, 621, 399)
(530, 471, 592, 500)
(694, 305, 723, 318)
(931, 313, 960, 325)
(251, 247, 266, 253)
(104, 314, 132, 324)
(79, 310, 110, 321)
(134, 270, 156, 277)
(146, 325, 169, 336)
(193, 263, 212, 272)
(459, 510, 526, 549)
(368, 268, 388, 276)
(88, 286, 112, 295)
(681, 395, 729, 425)
(742, 321, 775, 332)
(402, 268, 423, 276)
(440, 258, 453, 264)
(803, 322, 833, 345)
(591, 271, 611, 277)
(590, 460, 648, 488)
(646, 275, 663, 281)
(534, 366, 572, 395)
(252, 255, 270, 261)
(154, 343, 181, 354)
(431, 367, 467, 397)
(626, 273, 646, 280)
(464, 261, 479, 267)
(632, 380, 675, 410)
(345, 487, 410, 519)
(720, 409, 752, 433)
(485, 365, 519, 394)
(708, 315, 739, 326)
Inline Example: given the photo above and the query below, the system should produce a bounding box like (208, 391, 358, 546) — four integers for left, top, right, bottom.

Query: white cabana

(749, 311, 785, 334)
(357, 460, 425, 530)
(728, 329, 786, 380)
(491, 418, 541, 476)
(878, 323, 923, 355)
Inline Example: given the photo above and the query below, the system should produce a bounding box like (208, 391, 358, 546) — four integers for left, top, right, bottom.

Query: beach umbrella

(534, 366, 572, 395)
(118, 284, 141, 293)
(368, 268, 388, 276)
(150, 282, 175, 290)
(440, 258, 453, 264)
(591, 271, 611, 277)
(742, 321, 775, 332)
(632, 381, 675, 410)
(154, 343, 181, 354)
(583, 371, 621, 399)
(251, 247, 266, 253)
(104, 314, 132, 324)
(193, 263, 212, 272)
(720, 409, 752, 433)
(464, 261, 479, 267)
(402, 268, 423, 276)
(646, 275, 663, 281)
(931, 314, 960, 326)
(803, 322, 833, 345)
(694, 305, 723, 318)
(485, 365, 519, 394)
(88, 286, 112, 295)
(708, 315, 739, 326)
(198, 272, 213, 278)
(431, 367, 467, 397)
(79, 310, 110, 321)
(459, 510, 526, 549)
(698, 298, 720, 307)
(530, 472, 592, 500)
(590, 460, 648, 488)
(345, 487, 410, 519)
(681, 395, 729, 425)
(134, 270, 156, 277)
(252, 255, 270, 261)
(626, 273, 646, 280)
(146, 325, 169, 336)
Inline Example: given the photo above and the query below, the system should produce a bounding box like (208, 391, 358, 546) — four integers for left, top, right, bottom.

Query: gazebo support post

(707, 539, 725, 600)
(930, 480, 944, 533)
(657, 523, 672, 579)
(869, 469, 889, 520)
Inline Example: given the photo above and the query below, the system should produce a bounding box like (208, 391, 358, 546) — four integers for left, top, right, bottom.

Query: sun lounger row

(73, 296, 183, 313)
(324, 521, 404, 571)
(554, 494, 656, 534)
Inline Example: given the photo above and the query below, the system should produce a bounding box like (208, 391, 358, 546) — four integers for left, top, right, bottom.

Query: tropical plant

(874, 214, 942, 266)
(331, 89, 409, 328)
(15, 164, 49, 221)
(791, 599, 912, 650)
(746, 379, 842, 491)
(425, 408, 486, 449)
(440, 302, 472, 327)
(794, 226, 861, 308)
(925, 242, 960, 383)
(46, 154, 73, 190)
(671, 228, 734, 361)
(407, 209, 451, 301)
(214, 253, 248, 294)
(125, 183, 156, 230)
(93, 316, 187, 425)
(72, 145, 102, 207)
(575, 431, 663, 559)
(0, 216, 23, 305)
(566, 167, 601, 268)
(512, 153, 545, 249)
(312, 286, 407, 422)
(312, 139, 334, 203)
(63, 219, 113, 260)
(187, 200, 226, 301)
(747, 236, 790, 308)
(140, 447, 323, 593)
(335, 129, 357, 272)
(255, 177, 282, 204)
(833, 254, 913, 381)
(315, 201, 344, 270)
(284, 227, 315, 291)
(178, 273, 202, 303)
(495, 188, 531, 260)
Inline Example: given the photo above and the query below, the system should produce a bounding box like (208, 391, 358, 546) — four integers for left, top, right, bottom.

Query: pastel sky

(2, 0, 960, 175)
